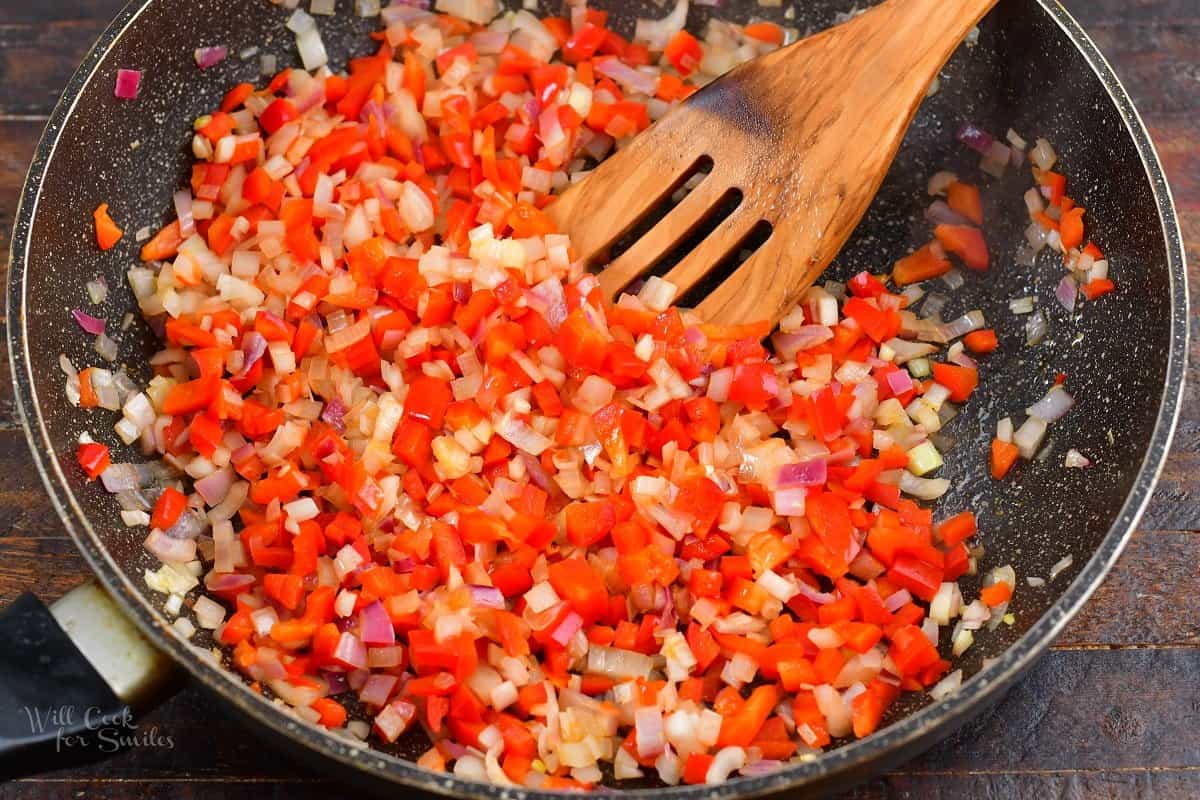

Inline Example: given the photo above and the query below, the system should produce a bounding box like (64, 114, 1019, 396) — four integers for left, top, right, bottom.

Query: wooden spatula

(547, 0, 999, 327)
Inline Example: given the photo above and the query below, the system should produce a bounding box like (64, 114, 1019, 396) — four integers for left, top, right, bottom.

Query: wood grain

(0, 0, 1196, 797)
(553, 0, 998, 325)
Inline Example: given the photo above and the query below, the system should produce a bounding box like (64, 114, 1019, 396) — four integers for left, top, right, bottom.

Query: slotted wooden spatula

(547, 0, 998, 326)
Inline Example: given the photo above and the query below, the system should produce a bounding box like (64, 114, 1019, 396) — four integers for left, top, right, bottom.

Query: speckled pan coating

(5, 0, 1187, 796)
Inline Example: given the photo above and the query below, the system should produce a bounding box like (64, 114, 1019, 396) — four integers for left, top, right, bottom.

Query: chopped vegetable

(194, 46, 228, 69)
(92, 203, 123, 250)
(114, 69, 141, 100)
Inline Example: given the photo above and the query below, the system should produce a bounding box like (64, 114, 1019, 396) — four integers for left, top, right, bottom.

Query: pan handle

(0, 582, 176, 778)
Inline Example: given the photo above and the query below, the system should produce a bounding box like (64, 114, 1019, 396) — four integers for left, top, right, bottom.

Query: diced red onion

(740, 760, 784, 777)
(925, 200, 974, 228)
(321, 397, 347, 431)
(374, 698, 416, 743)
(1055, 275, 1077, 312)
(359, 601, 395, 647)
(956, 122, 995, 154)
(114, 69, 141, 100)
(794, 580, 835, 605)
(471, 30, 510, 54)
(772, 487, 807, 516)
(981, 141, 1013, 175)
(777, 459, 827, 488)
(205, 572, 255, 593)
(886, 369, 914, 395)
(469, 584, 507, 609)
(333, 631, 369, 670)
(773, 327, 833, 359)
(236, 332, 268, 378)
(550, 611, 583, 647)
(165, 510, 205, 540)
(195, 46, 228, 69)
(594, 58, 659, 97)
(72, 309, 106, 335)
(527, 278, 567, 329)
(311, 672, 344, 701)
(948, 349, 977, 369)
(497, 413, 552, 456)
(634, 707, 665, 758)
(195, 466, 234, 506)
(368, 645, 405, 669)
(145, 528, 197, 563)
(359, 673, 398, 706)
(520, 451, 554, 492)
(884, 589, 913, 612)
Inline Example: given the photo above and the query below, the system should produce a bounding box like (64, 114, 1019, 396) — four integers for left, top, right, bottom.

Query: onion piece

(956, 122, 995, 154)
(635, 707, 666, 758)
(72, 309, 106, 335)
(359, 601, 395, 646)
(1026, 385, 1074, 423)
(777, 459, 826, 488)
(884, 589, 913, 612)
(929, 669, 963, 701)
(1064, 448, 1091, 468)
(927, 170, 957, 196)
(321, 396, 347, 432)
(1025, 310, 1048, 346)
(1030, 137, 1057, 170)
(296, 28, 329, 71)
(1049, 555, 1074, 581)
(595, 57, 659, 97)
(926, 200, 974, 227)
(1055, 275, 1077, 312)
(633, 0, 689, 51)
(469, 584, 506, 609)
(114, 69, 141, 100)
(86, 277, 109, 305)
(194, 466, 234, 506)
(194, 46, 228, 69)
(144, 528, 197, 563)
(1013, 415, 1048, 459)
(588, 645, 655, 680)
(173, 189, 195, 237)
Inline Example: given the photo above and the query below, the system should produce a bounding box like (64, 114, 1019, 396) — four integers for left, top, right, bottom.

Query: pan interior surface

(7, 0, 1185, 796)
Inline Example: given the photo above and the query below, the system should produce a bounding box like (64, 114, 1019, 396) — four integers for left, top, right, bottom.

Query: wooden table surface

(0, 1, 1196, 798)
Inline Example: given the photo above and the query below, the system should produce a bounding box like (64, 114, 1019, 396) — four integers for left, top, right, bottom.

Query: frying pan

(2, 0, 1188, 795)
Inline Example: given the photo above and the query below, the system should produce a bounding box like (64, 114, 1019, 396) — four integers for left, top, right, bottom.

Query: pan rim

(5, 0, 1188, 796)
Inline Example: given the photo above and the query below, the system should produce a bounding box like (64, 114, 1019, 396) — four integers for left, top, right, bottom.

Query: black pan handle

(0, 583, 176, 778)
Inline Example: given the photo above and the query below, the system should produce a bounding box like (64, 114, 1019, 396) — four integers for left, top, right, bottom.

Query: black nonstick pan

(3, 0, 1188, 796)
